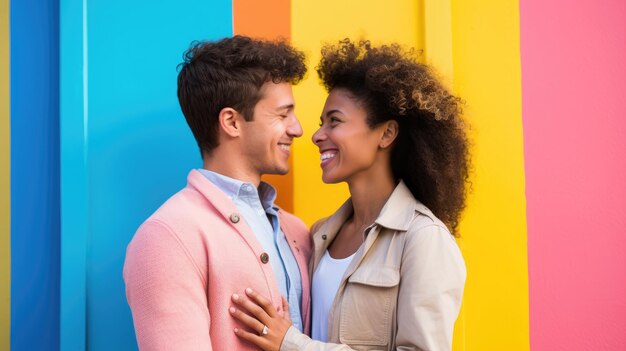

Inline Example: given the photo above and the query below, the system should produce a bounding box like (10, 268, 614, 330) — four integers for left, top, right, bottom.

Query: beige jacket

(281, 181, 466, 351)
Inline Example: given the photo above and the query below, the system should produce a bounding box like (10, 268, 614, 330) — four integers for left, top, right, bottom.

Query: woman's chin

(321, 172, 345, 184)
(321, 173, 337, 184)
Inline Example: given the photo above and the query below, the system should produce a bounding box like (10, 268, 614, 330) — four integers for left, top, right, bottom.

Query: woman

(229, 39, 470, 351)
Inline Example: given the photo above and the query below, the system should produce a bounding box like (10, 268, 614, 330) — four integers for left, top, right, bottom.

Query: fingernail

(234, 328, 239, 333)
(245, 288, 253, 294)
(229, 307, 236, 314)
(232, 294, 239, 301)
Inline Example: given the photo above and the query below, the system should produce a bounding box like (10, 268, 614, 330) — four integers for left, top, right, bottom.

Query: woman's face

(312, 88, 387, 184)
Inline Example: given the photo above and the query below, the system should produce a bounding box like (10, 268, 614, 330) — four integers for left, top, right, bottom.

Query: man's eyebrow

(276, 104, 294, 111)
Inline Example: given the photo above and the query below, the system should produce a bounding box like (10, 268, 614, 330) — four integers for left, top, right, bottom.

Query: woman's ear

(379, 120, 399, 149)
(218, 107, 242, 138)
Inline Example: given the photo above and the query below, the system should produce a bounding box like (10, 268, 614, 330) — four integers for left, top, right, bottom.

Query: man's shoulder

(278, 209, 312, 258)
(151, 186, 207, 218)
(140, 180, 232, 236)
(278, 209, 307, 232)
(128, 181, 236, 269)
(147, 168, 232, 214)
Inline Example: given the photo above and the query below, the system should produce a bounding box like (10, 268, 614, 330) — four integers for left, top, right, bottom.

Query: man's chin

(263, 167, 290, 176)
(274, 168, 290, 176)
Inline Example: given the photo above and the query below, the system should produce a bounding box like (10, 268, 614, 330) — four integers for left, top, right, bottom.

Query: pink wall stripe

(521, 0, 626, 349)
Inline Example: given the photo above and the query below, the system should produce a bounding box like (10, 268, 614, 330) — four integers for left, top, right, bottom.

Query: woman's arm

(395, 224, 466, 350)
(230, 289, 355, 351)
(230, 224, 466, 351)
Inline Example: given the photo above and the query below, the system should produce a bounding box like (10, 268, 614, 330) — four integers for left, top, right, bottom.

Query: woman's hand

(229, 288, 292, 351)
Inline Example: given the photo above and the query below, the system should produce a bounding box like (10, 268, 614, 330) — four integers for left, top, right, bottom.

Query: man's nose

(287, 115, 303, 138)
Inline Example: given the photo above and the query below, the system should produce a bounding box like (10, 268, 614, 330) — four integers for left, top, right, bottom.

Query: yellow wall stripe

(420, 2, 466, 349)
(0, 0, 11, 346)
(422, 0, 454, 79)
(451, 0, 530, 349)
(291, 0, 420, 226)
(292, 1, 474, 348)
(292, 2, 530, 349)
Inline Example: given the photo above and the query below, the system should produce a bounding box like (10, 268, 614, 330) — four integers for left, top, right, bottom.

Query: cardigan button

(322, 234, 327, 240)
(229, 213, 240, 223)
(260, 252, 270, 264)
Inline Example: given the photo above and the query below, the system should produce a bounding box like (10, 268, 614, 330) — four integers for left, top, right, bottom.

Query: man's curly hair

(177, 35, 307, 156)
(317, 39, 470, 234)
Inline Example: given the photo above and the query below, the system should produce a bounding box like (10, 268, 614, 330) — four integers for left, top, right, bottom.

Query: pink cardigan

(124, 170, 312, 350)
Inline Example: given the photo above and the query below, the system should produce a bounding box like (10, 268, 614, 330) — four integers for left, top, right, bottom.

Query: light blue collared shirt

(198, 169, 303, 331)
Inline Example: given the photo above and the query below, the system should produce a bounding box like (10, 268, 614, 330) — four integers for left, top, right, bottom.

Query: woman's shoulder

(403, 203, 459, 247)
(309, 216, 331, 236)
(309, 198, 354, 237)
(399, 208, 466, 283)
(411, 203, 448, 231)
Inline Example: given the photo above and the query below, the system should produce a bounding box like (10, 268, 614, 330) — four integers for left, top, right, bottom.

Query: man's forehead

(258, 82, 295, 108)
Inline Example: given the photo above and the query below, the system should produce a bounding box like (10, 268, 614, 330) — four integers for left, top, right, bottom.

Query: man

(123, 36, 311, 350)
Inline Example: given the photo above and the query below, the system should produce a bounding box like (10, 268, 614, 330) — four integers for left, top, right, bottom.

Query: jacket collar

(322, 180, 428, 232)
(312, 181, 431, 257)
(374, 180, 431, 231)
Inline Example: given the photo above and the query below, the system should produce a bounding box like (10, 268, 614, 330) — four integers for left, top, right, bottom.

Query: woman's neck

(347, 167, 396, 228)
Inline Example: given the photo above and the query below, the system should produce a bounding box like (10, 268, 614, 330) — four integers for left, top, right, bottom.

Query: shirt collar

(197, 169, 278, 211)
(258, 181, 278, 211)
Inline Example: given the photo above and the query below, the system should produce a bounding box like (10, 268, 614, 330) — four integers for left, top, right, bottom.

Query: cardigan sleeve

(123, 219, 212, 351)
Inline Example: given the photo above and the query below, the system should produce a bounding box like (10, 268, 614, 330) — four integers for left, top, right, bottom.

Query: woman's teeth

(321, 153, 336, 160)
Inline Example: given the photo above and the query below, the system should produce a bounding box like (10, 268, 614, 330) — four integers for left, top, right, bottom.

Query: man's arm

(123, 219, 212, 350)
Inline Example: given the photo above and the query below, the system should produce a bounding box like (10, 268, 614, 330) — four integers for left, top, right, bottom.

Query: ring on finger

(260, 324, 269, 336)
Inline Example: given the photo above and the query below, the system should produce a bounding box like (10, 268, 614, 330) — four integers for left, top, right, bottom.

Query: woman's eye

(319, 116, 340, 127)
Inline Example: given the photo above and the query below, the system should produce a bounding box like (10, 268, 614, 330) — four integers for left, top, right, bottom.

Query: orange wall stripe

(233, 0, 291, 41)
(233, 0, 294, 212)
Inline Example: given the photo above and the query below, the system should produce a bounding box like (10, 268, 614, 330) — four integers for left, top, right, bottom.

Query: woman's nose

(312, 126, 325, 145)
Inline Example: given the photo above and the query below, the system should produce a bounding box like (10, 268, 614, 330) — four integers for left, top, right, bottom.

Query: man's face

(239, 82, 303, 177)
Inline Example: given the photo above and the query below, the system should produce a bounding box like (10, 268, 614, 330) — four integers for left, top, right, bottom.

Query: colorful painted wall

(1, 0, 624, 350)
(521, 0, 626, 349)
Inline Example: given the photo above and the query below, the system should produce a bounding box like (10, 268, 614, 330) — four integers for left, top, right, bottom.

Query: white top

(311, 250, 356, 342)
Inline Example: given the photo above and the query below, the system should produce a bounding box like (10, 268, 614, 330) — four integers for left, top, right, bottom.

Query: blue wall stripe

(60, 0, 88, 349)
(10, 0, 61, 349)
(60, 0, 233, 349)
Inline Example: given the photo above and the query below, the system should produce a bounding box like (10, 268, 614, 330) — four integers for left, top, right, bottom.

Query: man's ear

(218, 107, 243, 138)
(379, 120, 399, 149)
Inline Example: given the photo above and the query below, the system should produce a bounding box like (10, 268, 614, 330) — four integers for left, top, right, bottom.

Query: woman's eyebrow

(324, 109, 342, 117)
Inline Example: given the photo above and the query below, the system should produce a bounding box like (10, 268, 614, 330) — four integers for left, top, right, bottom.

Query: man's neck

(203, 152, 261, 187)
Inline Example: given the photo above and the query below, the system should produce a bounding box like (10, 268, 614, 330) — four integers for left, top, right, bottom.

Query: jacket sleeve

(280, 224, 466, 351)
(123, 220, 212, 351)
(280, 326, 356, 351)
(395, 224, 466, 351)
